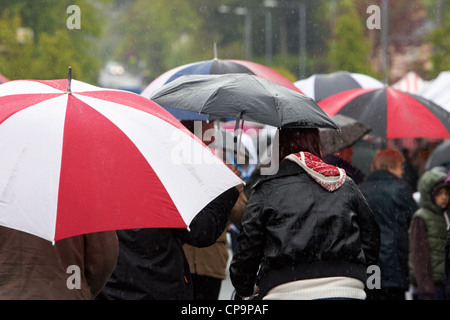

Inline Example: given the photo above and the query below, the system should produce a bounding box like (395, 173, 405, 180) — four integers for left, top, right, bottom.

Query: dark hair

(278, 127, 322, 159)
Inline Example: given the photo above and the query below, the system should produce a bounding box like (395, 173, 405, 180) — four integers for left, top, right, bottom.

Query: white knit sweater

(262, 276, 366, 300)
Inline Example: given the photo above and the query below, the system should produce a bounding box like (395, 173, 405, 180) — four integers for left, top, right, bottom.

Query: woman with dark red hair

(230, 127, 380, 300)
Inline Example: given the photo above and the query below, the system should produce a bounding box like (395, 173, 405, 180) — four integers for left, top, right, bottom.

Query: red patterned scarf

(285, 152, 346, 192)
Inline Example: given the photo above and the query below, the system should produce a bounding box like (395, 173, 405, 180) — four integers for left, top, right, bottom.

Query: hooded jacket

(409, 171, 449, 293)
(230, 152, 380, 298)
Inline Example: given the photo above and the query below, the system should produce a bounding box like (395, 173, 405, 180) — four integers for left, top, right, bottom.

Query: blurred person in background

(359, 149, 417, 300)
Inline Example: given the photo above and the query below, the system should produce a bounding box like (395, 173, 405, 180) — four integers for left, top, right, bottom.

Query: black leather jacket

(230, 160, 380, 297)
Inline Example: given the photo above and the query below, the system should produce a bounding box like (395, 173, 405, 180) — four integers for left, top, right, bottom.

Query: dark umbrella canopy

(425, 140, 450, 170)
(318, 87, 450, 139)
(149, 73, 338, 129)
(320, 115, 371, 155)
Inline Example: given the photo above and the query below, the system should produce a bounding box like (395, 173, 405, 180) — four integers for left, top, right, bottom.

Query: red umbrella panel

(318, 87, 450, 139)
(0, 78, 242, 242)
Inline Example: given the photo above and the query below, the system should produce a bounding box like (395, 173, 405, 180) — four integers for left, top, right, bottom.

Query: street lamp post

(298, 2, 307, 79)
(381, 0, 388, 83)
(263, 0, 278, 66)
(218, 5, 252, 60)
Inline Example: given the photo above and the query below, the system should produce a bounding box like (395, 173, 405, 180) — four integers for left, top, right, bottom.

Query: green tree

(0, 0, 109, 83)
(428, 11, 450, 78)
(326, 0, 376, 77)
(0, 11, 34, 79)
(109, 0, 201, 80)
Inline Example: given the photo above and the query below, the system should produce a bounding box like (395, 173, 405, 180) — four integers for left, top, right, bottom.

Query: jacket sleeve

(228, 185, 248, 226)
(179, 186, 239, 247)
(83, 231, 119, 297)
(351, 183, 380, 267)
(229, 188, 266, 297)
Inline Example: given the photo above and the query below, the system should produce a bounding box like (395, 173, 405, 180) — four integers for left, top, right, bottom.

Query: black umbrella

(425, 140, 450, 170)
(149, 73, 338, 129)
(320, 115, 372, 155)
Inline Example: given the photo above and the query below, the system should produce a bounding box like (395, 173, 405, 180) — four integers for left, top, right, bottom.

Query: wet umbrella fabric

(150, 73, 338, 129)
(319, 115, 371, 155)
(294, 71, 383, 101)
(141, 59, 304, 120)
(318, 87, 450, 139)
(0, 79, 242, 242)
(425, 139, 450, 170)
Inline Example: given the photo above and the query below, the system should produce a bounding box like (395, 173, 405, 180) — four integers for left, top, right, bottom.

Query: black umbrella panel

(150, 73, 338, 129)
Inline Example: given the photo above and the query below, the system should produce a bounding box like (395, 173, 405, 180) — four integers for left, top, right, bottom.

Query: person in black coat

(359, 149, 418, 300)
(230, 128, 380, 300)
(97, 186, 239, 300)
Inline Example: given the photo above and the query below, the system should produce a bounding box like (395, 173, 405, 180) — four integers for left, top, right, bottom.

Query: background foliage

(0, 0, 448, 85)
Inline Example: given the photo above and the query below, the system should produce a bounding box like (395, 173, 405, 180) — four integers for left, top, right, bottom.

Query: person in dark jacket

(97, 186, 239, 300)
(229, 128, 380, 300)
(359, 149, 417, 300)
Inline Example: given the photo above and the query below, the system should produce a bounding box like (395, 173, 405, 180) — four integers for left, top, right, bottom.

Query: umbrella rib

(201, 86, 222, 117)
(250, 75, 281, 126)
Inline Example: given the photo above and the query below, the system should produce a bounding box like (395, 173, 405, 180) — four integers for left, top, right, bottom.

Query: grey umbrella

(149, 73, 338, 130)
(320, 114, 372, 155)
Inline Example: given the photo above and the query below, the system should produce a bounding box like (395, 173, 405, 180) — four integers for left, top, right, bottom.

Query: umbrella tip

(213, 43, 218, 60)
(66, 66, 72, 93)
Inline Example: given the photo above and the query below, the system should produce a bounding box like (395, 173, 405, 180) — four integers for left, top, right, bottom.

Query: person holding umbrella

(229, 127, 380, 300)
(181, 120, 248, 300)
(97, 184, 240, 300)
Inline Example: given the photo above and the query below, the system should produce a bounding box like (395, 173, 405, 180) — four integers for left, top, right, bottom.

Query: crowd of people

(1, 121, 450, 301)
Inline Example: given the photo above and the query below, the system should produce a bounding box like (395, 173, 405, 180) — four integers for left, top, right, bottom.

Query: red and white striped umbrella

(0, 77, 242, 242)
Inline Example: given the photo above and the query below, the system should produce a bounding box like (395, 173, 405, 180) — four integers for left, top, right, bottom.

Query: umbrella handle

(233, 113, 244, 165)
